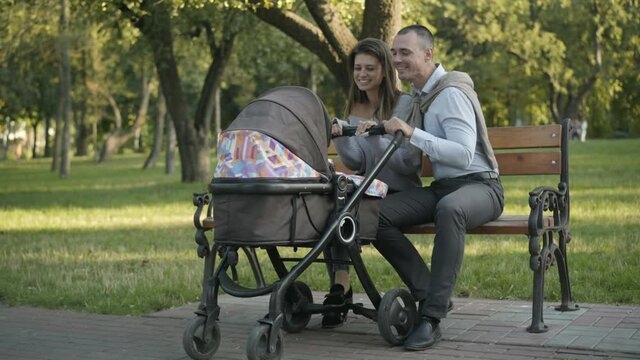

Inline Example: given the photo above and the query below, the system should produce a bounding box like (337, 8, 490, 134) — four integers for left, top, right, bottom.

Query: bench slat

(401, 215, 552, 235)
(328, 124, 562, 156)
(494, 152, 561, 175)
(488, 124, 562, 149)
(418, 152, 562, 177)
(333, 151, 562, 178)
(203, 215, 551, 235)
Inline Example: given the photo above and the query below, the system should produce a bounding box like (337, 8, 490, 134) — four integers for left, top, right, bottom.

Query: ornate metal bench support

(527, 182, 578, 333)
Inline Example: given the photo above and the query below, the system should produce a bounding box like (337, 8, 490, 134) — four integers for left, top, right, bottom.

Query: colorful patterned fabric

(215, 130, 387, 198)
(340, 173, 388, 198)
(215, 130, 323, 179)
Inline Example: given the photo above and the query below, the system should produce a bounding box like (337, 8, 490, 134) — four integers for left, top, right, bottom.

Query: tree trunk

(31, 122, 38, 159)
(165, 113, 176, 174)
(118, 1, 241, 182)
(51, 99, 62, 170)
(214, 86, 221, 136)
(122, 1, 207, 182)
(44, 116, 52, 157)
(52, 0, 71, 178)
(250, 0, 401, 94)
(362, 0, 401, 42)
(74, 104, 90, 156)
(99, 75, 152, 162)
(59, 0, 72, 178)
(143, 92, 166, 169)
(91, 107, 101, 161)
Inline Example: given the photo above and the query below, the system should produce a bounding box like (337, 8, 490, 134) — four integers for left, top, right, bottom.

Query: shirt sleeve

(409, 88, 477, 168)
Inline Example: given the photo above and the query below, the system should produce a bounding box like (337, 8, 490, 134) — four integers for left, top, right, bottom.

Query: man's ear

(424, 48, 434, 63)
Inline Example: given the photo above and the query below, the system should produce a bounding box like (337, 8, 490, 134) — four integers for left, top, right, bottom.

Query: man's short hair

(397, 24, 434, 49)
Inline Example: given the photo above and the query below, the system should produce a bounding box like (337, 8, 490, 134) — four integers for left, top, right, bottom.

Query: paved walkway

(0, 294, 638, 360)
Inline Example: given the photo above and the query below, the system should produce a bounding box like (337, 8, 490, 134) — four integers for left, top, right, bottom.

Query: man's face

(391, 32, 432, 87)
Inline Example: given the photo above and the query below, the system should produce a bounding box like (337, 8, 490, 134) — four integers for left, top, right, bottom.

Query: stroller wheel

(246, 323, 284, 360)
(183, 316, 220, 360)
(282, 281, 313, 333)
(377, 288, 417, 346)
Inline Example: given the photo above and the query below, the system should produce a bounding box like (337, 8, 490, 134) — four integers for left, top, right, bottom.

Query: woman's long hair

(343, 38, 400, 122)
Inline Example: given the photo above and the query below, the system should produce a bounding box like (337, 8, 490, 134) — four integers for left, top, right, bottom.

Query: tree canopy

(0, 0, 638, 178)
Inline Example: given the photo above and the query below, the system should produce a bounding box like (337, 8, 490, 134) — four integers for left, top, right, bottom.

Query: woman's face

(353, 53, 383, 93)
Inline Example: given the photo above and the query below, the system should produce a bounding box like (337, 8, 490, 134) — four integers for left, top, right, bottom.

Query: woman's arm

(333, 118, 366, 173)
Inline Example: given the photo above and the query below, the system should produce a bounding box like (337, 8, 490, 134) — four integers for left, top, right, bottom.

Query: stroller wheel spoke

(246, 324, 284, 360)
(282, 281, 313, 333)
(183, 316, 220, 360)
(377, 289, 417, 346)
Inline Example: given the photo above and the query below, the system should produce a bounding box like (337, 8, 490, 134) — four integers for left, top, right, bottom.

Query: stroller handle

(341, 130, 404, 213)
(332, 124, 386, 138)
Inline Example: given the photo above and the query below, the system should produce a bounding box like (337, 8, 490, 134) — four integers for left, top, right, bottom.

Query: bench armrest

(527, 182, 570, 270)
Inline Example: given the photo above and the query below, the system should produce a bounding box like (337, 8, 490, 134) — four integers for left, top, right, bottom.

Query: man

(378, 25, 505, 351)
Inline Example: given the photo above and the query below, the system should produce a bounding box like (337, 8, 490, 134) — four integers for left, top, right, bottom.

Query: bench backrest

(329, 119, 570, 183)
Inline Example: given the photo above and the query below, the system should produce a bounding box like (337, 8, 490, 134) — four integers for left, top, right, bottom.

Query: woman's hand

(331, 122, 342, 136)
(355, 120, 377, 136)
(383, 117, 414, 138)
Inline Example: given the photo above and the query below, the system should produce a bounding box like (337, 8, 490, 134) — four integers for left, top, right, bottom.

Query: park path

(0, 294, 638, 359)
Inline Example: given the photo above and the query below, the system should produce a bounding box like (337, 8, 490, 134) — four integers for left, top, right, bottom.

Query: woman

(323, 38, 423, 327)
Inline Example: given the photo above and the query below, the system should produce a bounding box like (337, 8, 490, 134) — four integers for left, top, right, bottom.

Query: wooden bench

(329, 118, 578, 333)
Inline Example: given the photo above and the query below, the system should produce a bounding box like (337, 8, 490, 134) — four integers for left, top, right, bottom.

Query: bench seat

(401, 214, 552, 235)
(202, 214, 551, 235)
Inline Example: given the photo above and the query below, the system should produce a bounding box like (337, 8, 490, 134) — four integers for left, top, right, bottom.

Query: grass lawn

(1, 138, 639, 315)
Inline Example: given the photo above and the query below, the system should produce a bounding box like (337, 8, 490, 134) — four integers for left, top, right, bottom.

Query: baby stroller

(183, 86, 417, 360)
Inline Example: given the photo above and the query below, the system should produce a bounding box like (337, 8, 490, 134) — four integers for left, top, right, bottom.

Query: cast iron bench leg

(554, 237, 579, 312)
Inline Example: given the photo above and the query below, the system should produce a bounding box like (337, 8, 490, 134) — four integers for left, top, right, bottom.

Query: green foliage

(413, 0, 639, 132)
(1, 0, 639, 165)
(1, 139, 639, 314)
(0, 0, 58, 120)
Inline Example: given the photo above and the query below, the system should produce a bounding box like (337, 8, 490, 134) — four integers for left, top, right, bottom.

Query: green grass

(1, 139, 639, 315)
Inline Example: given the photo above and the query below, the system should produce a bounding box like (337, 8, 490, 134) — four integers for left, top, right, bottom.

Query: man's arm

(387, 88, 477, 169)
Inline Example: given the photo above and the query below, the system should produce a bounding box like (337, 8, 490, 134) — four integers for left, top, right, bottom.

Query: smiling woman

(324, 37, 425, 327)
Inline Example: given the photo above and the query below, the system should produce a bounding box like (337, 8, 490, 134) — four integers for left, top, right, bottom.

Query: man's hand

(355, 120, 377, 136)
(383, 117, 414, 138)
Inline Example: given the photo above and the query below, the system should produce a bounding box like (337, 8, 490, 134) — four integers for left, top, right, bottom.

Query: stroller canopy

(225, 86, 332, 177)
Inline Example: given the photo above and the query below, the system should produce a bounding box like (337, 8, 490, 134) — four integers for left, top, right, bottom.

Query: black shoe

(403, 318, 442, 351)
(448, 300, 454, 313)
(321, 284, 353, 328)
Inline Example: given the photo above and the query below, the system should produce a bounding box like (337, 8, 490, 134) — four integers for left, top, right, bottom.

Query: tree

(143, 91, 166, 169)
(98, 71, 153, 162)
(247, 0, 402, 93)
(58, 0, 72, 177)
(0, 0, 59, 159)
(422, 0, 640, 132)
(117, 1, 245, 182)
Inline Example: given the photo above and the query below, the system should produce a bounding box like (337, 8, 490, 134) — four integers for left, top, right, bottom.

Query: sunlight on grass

(1, 206, 192, 231)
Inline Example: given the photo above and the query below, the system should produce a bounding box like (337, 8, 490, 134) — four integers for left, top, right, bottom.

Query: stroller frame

(184, 129, 416, 359)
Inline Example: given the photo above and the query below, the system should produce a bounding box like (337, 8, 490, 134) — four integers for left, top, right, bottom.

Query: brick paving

(0, 294, 638, 360)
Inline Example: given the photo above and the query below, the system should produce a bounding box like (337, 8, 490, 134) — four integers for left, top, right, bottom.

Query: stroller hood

(225, 86, 332, 177)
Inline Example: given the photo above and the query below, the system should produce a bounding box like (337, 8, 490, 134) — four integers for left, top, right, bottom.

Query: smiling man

(375, 25, 505, 351)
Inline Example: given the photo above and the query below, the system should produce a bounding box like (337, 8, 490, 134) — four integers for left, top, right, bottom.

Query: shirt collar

(412, 64, 446, 95)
